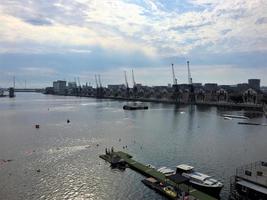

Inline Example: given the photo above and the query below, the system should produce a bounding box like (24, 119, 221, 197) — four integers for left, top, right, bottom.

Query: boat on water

(123, 102, 148, 110)
(157, 166, 175, 176)
(176, 164, 223, 197)
(142, 177, 182, 199)
(223, 114, 249, 119)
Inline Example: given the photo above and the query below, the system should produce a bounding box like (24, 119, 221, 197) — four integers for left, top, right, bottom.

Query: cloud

(20, 67, 57, 76)
(0, 0, 266, 57)
(0, 0, 267, 88)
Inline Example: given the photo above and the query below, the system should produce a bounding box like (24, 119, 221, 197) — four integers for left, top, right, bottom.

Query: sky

(0, 0, 267, 88)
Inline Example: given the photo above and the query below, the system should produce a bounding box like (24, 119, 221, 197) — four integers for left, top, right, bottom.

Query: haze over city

(0, 0, 267, 88)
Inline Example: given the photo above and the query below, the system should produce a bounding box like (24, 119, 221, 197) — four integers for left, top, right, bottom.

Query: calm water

(0, 93, 266, 200)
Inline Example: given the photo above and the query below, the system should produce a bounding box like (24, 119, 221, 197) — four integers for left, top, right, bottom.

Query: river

(0, 93, 266, 200)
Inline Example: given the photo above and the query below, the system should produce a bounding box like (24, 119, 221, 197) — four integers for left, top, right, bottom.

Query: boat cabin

(176, 164, 194, 174)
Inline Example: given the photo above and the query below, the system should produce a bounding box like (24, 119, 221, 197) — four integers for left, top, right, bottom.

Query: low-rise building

(53, 80, 67, 95)
(230, 161, 267, 200)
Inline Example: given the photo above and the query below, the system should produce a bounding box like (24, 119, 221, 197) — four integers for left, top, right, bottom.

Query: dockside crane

(98, 74, 102, 88)
(171, 64, 179, 102)
(124, 71, 130, 97)
(171, 64, 178, 85)
(187, 61, 195, 103)
(187, 61, 192, 85)
(95, 74, 99, 89)
(124, 71, 129, 89)
(132, 69, 137, 97)
(77, 77, 82, 96)
(97, 74, 104, 97)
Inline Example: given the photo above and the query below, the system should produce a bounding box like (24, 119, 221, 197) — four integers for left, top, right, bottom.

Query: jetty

(100, 151, 219, 200)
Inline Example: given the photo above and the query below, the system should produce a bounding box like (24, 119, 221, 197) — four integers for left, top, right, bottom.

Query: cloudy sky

(0, 0, 267, 88)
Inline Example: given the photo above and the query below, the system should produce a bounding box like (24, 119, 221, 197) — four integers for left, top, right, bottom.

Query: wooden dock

(100, 151, 219, 200)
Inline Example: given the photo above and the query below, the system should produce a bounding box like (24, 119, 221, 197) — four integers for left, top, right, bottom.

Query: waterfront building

(229, 161, 267, 200)
(248, 79, 260, 90)
(68, 82, 77, 89)
(53, 80, 67, 95)
(204, 83, 218, 92)
(0, 88, 4, 96)
(237, 83, 249, 91)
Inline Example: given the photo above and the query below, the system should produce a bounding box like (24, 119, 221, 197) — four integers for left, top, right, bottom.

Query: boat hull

(190, 181, 223, 197)
(123, 105, 148, 110)
(142, 179, 179, 200)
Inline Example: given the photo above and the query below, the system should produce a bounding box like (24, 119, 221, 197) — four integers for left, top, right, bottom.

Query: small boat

(176, 164, 223, 197)
(223, 116, 232, 120)
(123, 103, 148, 110)
(157, 167, 175, 176)
(141, 177, 180, 199)
(238, 122, 266, 126)
(223, 114, 249, 119)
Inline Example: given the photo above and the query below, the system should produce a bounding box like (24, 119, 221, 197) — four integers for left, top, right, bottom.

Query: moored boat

(176, 164, 223, 197)
(223, 114, 249, 119)
(157, 166, 175, 176)
(123, 103, 148, 110)
(142, 177, 181, 199)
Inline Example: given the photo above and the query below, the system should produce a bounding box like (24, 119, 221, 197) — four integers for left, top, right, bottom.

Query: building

(204, 83, 218, 92)
(248, 79, 260, 90)
(53, 80, 67, 95)
(230, 161, 267, 200)
(68, 82, 77, 89)
(107, 84, 126, 90)
(0, 88, 4, 96)
(237, 83, 249, 91)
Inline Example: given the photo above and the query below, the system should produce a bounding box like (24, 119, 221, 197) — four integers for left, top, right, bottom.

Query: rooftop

(236, 161, 267, 187)
(176, 164, 194, 171)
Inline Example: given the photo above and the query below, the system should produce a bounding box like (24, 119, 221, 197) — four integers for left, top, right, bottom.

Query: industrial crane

(132, 69, 138, 97)
(98, 74, 102, 88)
(124, 71, 129, 89)
(124, 71, 130, 97)
(187, 61, 195, 103)
(95, 74, 99, 88)
(187, 61, 192, 85)
(171, 64, 178, 85)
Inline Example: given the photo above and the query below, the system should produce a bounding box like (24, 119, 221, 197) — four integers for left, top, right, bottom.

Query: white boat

(176, 164, 223, 197)
(223, 114, 249, 119)
(157, 167, 175, 176)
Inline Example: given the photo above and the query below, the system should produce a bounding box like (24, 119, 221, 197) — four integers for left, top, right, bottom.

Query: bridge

(1, 88, 43, 92)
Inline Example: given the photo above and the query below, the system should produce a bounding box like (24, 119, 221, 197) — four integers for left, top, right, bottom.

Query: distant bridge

(14, 88, 44, 92)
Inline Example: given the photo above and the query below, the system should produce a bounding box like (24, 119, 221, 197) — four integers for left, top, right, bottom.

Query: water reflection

(0, 93, 266, 200)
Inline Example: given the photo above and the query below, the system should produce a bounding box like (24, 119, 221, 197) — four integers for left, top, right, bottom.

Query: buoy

(67, 119, 70, 123)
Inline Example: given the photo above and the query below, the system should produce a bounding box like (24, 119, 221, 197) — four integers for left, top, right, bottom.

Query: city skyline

(0, 0, 267, 87)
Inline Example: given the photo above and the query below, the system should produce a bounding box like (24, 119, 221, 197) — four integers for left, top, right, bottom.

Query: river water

(0, 93, 266, 200)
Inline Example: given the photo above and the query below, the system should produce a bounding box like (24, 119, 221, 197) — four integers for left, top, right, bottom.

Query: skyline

(0, 0, 267, 88)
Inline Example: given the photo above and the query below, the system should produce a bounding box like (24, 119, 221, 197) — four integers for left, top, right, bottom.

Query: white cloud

(20, 67, 57, 76)
(0, 0, 267, 57)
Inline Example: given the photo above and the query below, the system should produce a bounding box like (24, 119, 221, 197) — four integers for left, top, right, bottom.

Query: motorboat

(157, 167, 175, 176)
(142, 177, 180, 200)
(176, 164, 223, 197)
(223, 114, 249, 119)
